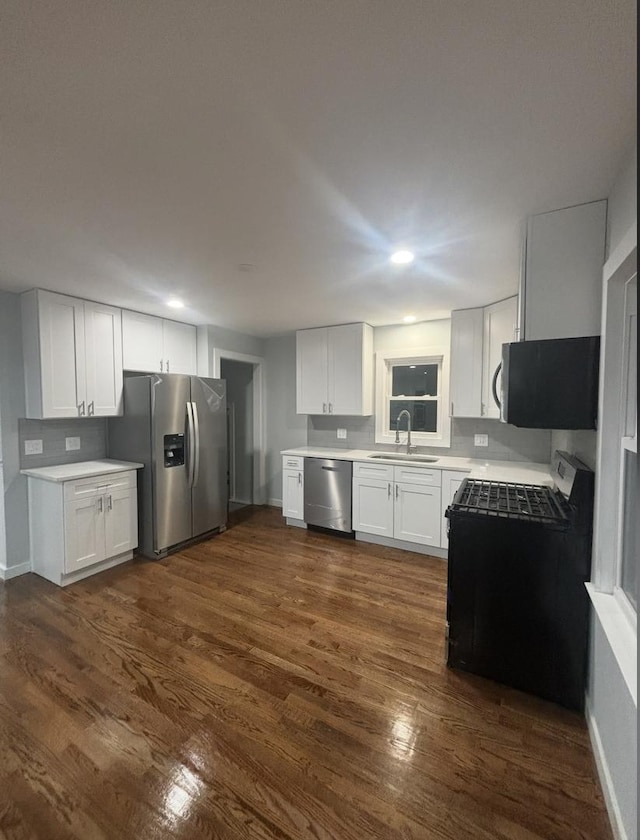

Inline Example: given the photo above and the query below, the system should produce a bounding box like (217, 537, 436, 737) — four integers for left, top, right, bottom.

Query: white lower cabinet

(440, 470, 469, 547)
(353, 462, 442, 548)
(282, 456, 304, 519)
(29, 470, 139, 586)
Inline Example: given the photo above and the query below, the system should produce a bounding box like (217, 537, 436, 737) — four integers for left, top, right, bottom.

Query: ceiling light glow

(390, 250, 415, 265)
(403, 315, 417, 323)
(167, 299, 185, 309)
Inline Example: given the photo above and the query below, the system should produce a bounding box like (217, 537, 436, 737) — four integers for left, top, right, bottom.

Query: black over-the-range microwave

(493, 336, 600, 430)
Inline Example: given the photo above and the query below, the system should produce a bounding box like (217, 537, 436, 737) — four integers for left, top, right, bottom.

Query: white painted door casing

(482, 296, 518, 419)
(84, 302, 123, 416)
(282, 469, 304, 519)
(352, 476, 394, 537)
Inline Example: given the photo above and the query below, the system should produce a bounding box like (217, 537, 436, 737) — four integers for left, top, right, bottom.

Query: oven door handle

(492, 362, 502, 409)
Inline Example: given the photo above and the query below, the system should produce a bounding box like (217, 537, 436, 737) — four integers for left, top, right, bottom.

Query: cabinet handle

(323, 403, 327, 414)
(88, 401, 94, 416)
(160, 359, 164, 372)
(388, 482, 391, 498)
(166, 359, 170, 373)
(78, 401, 85, 417)
(107, 494, 112, 511)
(328, 403, 333, 414)
(298, 472, 302, 485)
(481, 403, 485, 416)
(395, 484, 399, 499)
(450, 402, 454, 418)
(97, 496, 103, 513)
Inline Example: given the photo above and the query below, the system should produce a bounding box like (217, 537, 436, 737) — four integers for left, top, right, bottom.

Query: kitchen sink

(368, 454, 439, 463)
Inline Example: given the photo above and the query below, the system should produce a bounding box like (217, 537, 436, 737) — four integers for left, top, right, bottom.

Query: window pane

(620, 449, 638, 610)
(392, 364, 438, 397)
(390, 400, 438, 433)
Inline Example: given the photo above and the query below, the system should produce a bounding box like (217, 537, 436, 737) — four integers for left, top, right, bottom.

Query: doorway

(213, 349, 266, 508)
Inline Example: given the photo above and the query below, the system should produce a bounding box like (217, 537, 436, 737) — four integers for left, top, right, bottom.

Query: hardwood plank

(0, 506, 612, 839)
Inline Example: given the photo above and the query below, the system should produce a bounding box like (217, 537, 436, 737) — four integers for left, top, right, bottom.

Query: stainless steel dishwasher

(304, 457, 353, 533)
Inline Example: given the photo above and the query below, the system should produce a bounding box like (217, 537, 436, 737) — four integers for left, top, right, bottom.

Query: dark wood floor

(0, 506, 611, 840)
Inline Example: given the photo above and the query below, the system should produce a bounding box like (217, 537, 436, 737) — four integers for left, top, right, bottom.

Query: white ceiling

(0, 1, 636, 336)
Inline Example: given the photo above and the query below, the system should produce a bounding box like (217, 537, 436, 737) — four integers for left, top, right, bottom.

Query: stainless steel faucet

(395, 409, 416, 454)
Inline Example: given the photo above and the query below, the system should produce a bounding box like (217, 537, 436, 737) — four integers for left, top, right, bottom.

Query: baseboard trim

(585, 694, 628, 840)
(355, 531, 447, 558)
(0, 561, 32, 581)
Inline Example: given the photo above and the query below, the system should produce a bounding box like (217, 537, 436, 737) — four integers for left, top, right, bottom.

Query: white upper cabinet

(83, 302, 124, 417)
(450, 296, 517, 419)
(122, 310, 197, 375)
(449, 308, 483, 418)
(22, 290, 123, 419)
(522, 199, 607, 340)
(162, 319, 197, 374)
(296, 323, 373, 415)
(482, 296, 518, 419)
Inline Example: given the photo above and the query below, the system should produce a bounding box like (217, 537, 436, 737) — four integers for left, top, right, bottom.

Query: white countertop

(281, 446, 553, 486)
(21, 459, 144, 483)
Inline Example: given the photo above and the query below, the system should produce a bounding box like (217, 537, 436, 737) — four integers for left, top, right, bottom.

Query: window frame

(375, 346, 451, 447)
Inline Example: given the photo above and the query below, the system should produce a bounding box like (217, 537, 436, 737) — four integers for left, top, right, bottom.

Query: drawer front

(393, 465, 441, 487)
(282, 455, 304, 470)
(64, 470, 137, 501)
(353, 461, 394, 481)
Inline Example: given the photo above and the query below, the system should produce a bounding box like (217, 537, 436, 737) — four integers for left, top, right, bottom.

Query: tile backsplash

(19, 418, 107, 469)
(307, 415, 552, 463)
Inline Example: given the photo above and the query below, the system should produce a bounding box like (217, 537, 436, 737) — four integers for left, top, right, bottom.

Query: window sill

(586, 583, 637, 707)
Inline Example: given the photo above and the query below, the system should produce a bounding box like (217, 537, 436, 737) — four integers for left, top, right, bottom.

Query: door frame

(212, 348, 266, 506)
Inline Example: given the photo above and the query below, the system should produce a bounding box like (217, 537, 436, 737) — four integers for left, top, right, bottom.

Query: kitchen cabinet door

(64, 495, 106, 573)
(450, 308, 484, 418)
(122, 310, 164, 372)
(440, 470, 468, 547)
(84, 302, 123, 417)
(296, 328, 329, 414)
(482, 296, 518, 419)
(37, 291, 86, 418)
(327, 323, 374, 415)
(352, 477, 394, 537)
(104, 487, 138, 558)
(282, 469, 304, 519)
(163, 319, 197, 375)
(394, 482, 441, 546)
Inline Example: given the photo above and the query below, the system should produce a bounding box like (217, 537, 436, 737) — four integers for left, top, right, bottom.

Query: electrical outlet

(65, 436, 81, 451)
(474, 434, 489, 447)
(24, 439, 43, 455)
(337, 428, 347, 440)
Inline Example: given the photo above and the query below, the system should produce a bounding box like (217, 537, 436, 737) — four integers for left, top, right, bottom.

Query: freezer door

(151, 374, 193, 552)
(190, 377, 228, 536)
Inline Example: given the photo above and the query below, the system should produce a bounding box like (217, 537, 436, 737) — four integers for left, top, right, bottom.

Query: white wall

(587, 136, 637, 840)
(265, 334, 307, 505)
(374, 318, 451, 353)
(0, 290, 30, 575)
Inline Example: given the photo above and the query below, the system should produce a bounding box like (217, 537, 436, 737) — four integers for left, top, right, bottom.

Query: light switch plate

(24, 439, 43, 455)
(65, 436, 81, 451)
(474, 434, 489, 447)
(337, 428, 347, 440)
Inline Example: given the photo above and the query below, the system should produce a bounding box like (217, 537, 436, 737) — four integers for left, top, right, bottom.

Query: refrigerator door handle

(192, 400, 201, 488)
(186, 401, 196, 487)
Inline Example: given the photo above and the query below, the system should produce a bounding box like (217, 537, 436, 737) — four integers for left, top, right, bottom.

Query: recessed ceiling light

(167, 299, 185, 309)
(390, 250, 415, 265)
(403, 315, 417, 323)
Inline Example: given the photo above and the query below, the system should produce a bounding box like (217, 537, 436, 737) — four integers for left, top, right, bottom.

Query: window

(375, 347, 451, 447)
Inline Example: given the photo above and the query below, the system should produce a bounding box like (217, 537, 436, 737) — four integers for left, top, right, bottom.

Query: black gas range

(445, 451, 594, 711)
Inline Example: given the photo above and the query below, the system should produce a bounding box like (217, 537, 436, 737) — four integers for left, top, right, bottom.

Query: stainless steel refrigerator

(108, 374, 227, 558)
